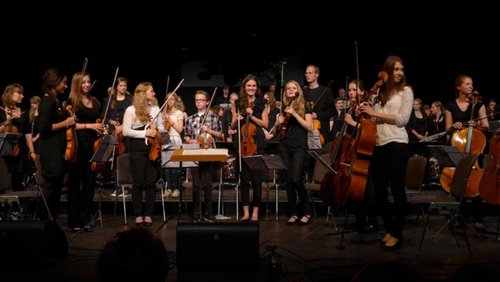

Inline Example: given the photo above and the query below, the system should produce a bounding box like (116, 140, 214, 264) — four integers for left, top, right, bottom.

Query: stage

(1, 186, 500, 281)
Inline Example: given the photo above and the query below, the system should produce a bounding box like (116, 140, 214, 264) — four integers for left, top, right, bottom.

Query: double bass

(440, 92, 486, 197)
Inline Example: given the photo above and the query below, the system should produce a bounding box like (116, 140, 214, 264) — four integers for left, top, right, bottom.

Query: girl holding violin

(444, 74, 489, 232)
(230, 74, 268, 222)
(102, 76, 132, 148)
(122, 82, 165, 226)
(358, 55, 413, 250)
(102, 77, 132, 198)
(66, 71, 105, 232)
(1, 83, 28, 192)
(37, 68, 75, 221)
(26, 96, 41, 162)
(276, 80, 313, 225)
(184, 90, 223, 222)
(161, 91, 184, 198)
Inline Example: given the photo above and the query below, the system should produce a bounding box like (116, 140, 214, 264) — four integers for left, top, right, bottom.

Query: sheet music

(181, 148, 228, 156)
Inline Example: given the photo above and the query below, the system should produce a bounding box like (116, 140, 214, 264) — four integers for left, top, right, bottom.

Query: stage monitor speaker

(0, 220, 68, 265)
(176, 222, 260, 272)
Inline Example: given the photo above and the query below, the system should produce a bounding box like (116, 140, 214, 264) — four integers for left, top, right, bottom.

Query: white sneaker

(171, 189, 180, 198)
(111, 190, 119, 197)
(164, 189, 173, 198)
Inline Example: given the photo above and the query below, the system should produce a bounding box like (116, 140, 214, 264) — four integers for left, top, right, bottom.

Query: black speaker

(176, 222, 260, 272)
(0, 220, 68, 265)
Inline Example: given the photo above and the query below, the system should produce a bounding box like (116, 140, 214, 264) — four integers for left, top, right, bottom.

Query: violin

(196, 87, 218, 149)
(147, 122, 162, 161)
(240, 101, 257, 156)
(307, 100, 325, 145)
(65, 105, 77, 162)
(279, 96, 296, 139)
(2, 107, 21, 157)
(91, 118, 108, 172)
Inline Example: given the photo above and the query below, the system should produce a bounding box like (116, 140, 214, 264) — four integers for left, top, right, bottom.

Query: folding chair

(416, 154, 478, 258)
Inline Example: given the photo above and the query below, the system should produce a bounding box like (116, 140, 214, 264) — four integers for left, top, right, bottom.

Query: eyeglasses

(195, 99, 207, 102)
(304, 72, 316, 75)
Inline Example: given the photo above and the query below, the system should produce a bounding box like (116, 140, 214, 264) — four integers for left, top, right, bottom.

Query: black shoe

(83, 225, 93, 232)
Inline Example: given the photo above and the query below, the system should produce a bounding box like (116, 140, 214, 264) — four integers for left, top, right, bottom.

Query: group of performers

(1, 55, 499, 253)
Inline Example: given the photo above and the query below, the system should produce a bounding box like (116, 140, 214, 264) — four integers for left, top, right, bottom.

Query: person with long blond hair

(123, 82, 165, 226)
(66, 71, 105, 232)
(274, 80, 313, 225)
(161, 91, 184, 198)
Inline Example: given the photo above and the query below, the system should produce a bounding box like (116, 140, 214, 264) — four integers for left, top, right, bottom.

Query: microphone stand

(236, 104, 242, 220)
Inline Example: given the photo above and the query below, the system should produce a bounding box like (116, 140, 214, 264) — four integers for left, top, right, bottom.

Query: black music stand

(0, 132, 23, 157)
(159, 143, 199, 229)
(427, 145, 465, 168)
(89, 135, 118, 228)
(242, 154, 287, 220)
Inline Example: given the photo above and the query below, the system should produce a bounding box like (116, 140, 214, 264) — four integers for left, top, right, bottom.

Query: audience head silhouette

(96, 228, 169, 282)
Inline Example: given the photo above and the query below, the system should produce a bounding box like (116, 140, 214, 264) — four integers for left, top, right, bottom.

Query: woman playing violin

(276, 80, 313, 225)
(123, 82, 165, 226)
(184, 90, 223, 222)
(161, 91, 185, 198)
(358, 56, 413, 251)
(1, 83, 28, 192)
(230, 74, 268, 222)
(444, 74, 489, 232)
(37, 68, 75, 221)
(66, 71, 105, 232)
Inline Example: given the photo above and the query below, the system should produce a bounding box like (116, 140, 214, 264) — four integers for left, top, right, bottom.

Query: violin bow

(151, 79, 185, 123)
(82, 57, 88, 73)
(101, 66, 120, 132)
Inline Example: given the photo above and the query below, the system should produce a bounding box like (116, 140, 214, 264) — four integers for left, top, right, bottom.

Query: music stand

(167, 147, 228, 226)
(89, 135, 118, 228)
(427, 145, 466, 168)
(0, 132, 23, 157)
(242, 154, 287, 220)
(160, 143, 200, 228)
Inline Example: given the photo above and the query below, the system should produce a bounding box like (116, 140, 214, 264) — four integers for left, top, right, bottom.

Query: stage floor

(2, 187, 500, 281)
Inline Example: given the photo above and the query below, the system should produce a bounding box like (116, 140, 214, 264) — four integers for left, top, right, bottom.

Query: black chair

(415, 154, 478, 258)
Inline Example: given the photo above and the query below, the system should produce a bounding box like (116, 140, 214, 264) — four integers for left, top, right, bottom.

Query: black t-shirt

(280, 103, 313, 149)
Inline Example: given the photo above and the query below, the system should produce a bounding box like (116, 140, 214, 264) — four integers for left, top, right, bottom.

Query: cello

(440, 92, 486, 197)
(479, 129, 500, 205)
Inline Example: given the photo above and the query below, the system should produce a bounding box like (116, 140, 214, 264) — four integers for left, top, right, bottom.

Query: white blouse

(374, 86, 413, 146)
(122, 105, 165, 140)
